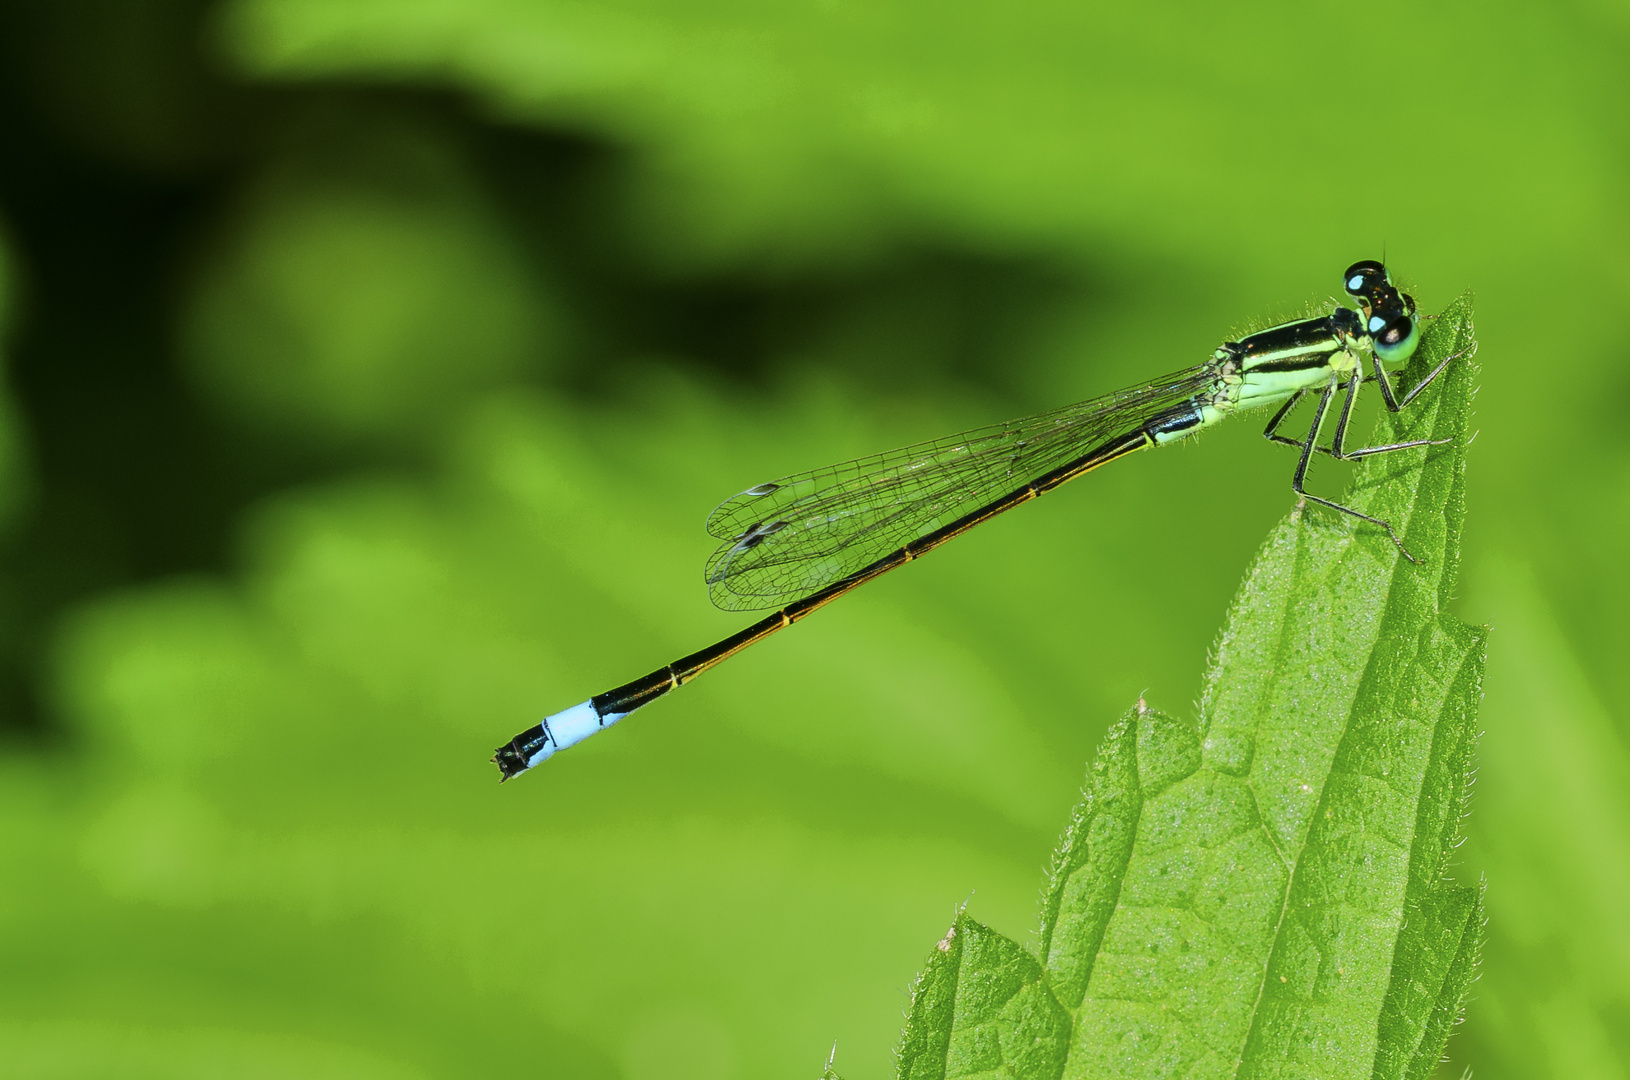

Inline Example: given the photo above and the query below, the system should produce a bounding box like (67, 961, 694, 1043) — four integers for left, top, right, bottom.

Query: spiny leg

(1335, 435, 1450, 461)
(1265, 384, 1368, 461)
(1335, 348, 1466, 459)
(1290, 375, 1422, 563)
(1290, 378, 1334, 493)
(1372, 344, 1470, 413)
(1269, 366, 1453, 464)
(1264, 389, 1358, 461)
(1327, 369, 1363, 458)
(1330, 363, 1442, 459)
(1262, 390, 1309, 450)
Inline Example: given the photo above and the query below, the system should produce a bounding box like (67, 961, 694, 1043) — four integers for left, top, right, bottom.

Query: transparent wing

(703, 363, 1219, 610)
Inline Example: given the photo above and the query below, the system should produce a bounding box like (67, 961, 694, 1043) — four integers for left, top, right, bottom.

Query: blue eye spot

(1368, 315, 1386, 333)
(1347, 275, 1365, 291)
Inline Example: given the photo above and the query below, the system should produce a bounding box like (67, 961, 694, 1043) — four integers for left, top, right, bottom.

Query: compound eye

(1374, 314, 1420, 364)
(1342, 260, 1389, 298)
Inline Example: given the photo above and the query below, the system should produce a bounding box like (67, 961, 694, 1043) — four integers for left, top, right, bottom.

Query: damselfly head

(1342, 260, 1419, 362)
(1343, 260, 1410, 322)
(1342, 260, 1391, 301)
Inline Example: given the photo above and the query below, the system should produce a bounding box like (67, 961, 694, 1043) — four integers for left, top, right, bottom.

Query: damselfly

(493, 261, 1456, 780)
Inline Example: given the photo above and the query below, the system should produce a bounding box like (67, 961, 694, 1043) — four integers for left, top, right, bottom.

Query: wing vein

(702, 363, 1220, 611)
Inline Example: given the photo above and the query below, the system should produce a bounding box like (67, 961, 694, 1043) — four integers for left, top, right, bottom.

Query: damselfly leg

(1284, 376, 1423, 561)
(1262, 343, 1464, 562)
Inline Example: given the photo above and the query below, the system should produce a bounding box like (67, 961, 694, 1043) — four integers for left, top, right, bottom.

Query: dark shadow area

(0, 0, 1102, 738)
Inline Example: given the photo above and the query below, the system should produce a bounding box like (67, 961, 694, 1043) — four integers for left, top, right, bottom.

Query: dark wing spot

(731, 519, 790, 551)
(744, 483, 780, 497)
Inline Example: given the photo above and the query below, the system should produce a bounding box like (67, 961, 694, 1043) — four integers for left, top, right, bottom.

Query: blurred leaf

(182, 118, 558, 447)
(0, 228, 30, 534)
(215, 0, 1609, 284)
(895, 297, 1483, 1079)
(21, 369, 1092, 1078)
(1452, 559, 1630, 1078)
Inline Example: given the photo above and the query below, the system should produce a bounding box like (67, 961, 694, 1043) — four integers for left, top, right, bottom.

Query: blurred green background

(0, 1, 1626, 1077)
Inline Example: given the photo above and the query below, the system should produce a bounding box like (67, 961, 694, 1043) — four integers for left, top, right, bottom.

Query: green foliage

(0, 234, 28, 533)
(184, 120, 558, 447)
(215, 0, 1607, 284)
(893, 299, 1482, 1079)
(3, 0, 1629, 1076)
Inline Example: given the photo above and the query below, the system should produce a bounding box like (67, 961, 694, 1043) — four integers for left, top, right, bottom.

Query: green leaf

(897, 913, 1073, 1080)
(895, 295, 1484, 1080)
